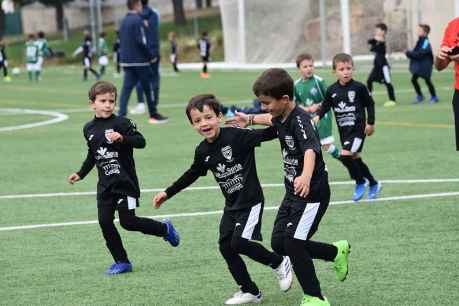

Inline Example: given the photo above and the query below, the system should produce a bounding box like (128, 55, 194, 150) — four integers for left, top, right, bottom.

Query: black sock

(338, 156, 365, 184)
(355, 158, 377, 186)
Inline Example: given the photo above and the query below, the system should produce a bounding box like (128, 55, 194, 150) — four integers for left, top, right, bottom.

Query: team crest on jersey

(348, 91, 356, 103)
(285, 135, 296, 150)
(310, 87, 318, 96)
(221, 145, 233, 162)
(105, 129, 114, 144)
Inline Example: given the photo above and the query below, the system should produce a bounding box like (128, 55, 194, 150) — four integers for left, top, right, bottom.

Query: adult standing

(130, 0, 167, 123)
(436, 17, 459, 150)
(118, 0, 157, 123)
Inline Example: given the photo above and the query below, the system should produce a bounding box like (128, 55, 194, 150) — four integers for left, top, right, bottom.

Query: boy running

(198, 32, 211, 78)
(25, 34, 39, 82)
(98, 32, 109, 77)
(315, 53, 381, 201)
(36, 31, 50, 80)
(68, 81, 180, 275)
(153, 94, 293, 305)
(367, 23, 397, 107)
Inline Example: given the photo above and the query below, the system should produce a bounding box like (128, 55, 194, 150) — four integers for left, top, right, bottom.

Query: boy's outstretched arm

(225, 111, 272, 128)
(153, 155, 207, 208)
(69, 148, 95, 184)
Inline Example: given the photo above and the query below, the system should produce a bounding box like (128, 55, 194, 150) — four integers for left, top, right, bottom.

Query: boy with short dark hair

(68, 81, 180, 275)
(228, 68, 350, 306)
(153, 94, 293, 305)
(406, 23, 438, 104)
(73, 33, 100, 81)
(315, 53, 381, 201)
(294, 53, 340, 159)
(367, 23, 397, 107)
(198, 32, 211, 78)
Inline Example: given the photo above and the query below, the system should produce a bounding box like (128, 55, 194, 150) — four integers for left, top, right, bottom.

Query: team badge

(285, 135, 296, 150)
(310, 87, 318, 96)
(221, 145, 233, 161)
(105, 129, 114, 144)
(348, 90, 355, 103)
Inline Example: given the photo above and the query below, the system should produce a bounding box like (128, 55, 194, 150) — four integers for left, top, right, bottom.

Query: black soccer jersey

(77, 115, 145, 199)
(368, 38, 389, 68)
(165, 127, 275, 211)
(83, 39, 93, 58)
(319, 79, 375, 134)
(0, 46, 6, 63)
(198, 38, 211, 58)
(271, 106, 327, 201)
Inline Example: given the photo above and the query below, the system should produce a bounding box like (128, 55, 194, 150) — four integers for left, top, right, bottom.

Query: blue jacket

(406, 36, 434, 78)
(119, 11, 152, 66)
(141, 5, 160, 59)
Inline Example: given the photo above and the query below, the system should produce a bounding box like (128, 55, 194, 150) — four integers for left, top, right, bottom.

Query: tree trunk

(171, 0, 186, 25)
(195, 0, 203, 9)
(205, 0, 212, 7)
(0, 9, 5, 39)
(55, 2, 64, 31)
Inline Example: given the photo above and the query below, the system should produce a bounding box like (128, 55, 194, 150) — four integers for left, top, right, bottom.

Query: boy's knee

(119, 215, 137, 231)
(218, 239, 233, 257)
(230, 236, 249, 254)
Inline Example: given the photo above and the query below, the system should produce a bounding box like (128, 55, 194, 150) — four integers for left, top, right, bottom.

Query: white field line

(0, 109, 69, 132)
(1, 178, 459, 201)
(1, 191, 458, 232)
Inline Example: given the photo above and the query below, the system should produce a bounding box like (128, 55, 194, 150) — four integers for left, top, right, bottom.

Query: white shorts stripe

(241, 203, 262, 240)
(127, 196, 137, 210)
(293, 202, 320, 240)
(382, 65, 391, 83)
(351, 137, 363, 153)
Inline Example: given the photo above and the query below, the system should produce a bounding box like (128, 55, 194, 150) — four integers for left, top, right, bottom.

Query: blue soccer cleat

(429, 96, 439, 105)
(368, 182, 382, 200)
(412, 95, 424, 104)
(163, 219, 180, 247)
(352, 183, 367, 202)
(105, 262, 133, 275)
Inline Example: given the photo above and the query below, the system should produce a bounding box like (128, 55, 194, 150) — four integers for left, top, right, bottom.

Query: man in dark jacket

(406, 24, 438, 104)
(118, 0, 160, 123)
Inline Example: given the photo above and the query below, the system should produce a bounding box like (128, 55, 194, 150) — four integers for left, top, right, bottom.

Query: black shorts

(219, 202, 264, 243)
(97, 193, 139, 210)
(201, 55, 209, 62)
(339, 129, 366, 153)
(272, 174, 330, 241)
(368, 65, 391, 84)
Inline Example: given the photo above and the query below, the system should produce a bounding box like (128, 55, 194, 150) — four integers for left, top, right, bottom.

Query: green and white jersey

(26, 41, 39, 64)
(294, 75, 327, 107)
(98, 38, 108, 56)
(36, 38, 49, 57)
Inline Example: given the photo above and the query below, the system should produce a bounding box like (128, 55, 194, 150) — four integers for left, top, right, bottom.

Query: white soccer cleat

(130, 103, 145, 114)
(274, 256, 293, 292)
(224, 291, 262, 305)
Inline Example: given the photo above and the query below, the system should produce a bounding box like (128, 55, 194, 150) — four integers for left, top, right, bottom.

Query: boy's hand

(153, 192, 168, 208)
(308, 104, 320, 113)
(294, 175, 311, 198)
(106, 132, 123, 143)
(365, 124, 375, 136)
(68, 173, 81, 184)
(312, 115, 320, 125)
(225, 111, 250, 128)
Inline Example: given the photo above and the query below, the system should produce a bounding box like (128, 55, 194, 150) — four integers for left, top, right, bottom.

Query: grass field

(1, 62, 459, 306)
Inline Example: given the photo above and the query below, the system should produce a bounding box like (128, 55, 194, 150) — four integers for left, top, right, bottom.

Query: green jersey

(36, 38, 49, 57)
(98, 38, 108, 56)
(26, 41, 39, 64)
(294, 75, 327, 107)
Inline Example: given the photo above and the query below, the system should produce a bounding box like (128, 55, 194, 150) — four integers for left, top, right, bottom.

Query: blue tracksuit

(118, 11, 156, 117)
(136, 6, 161, 111)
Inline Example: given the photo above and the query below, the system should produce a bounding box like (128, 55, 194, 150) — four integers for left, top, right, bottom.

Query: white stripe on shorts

(293, 202, 320, 240)
(241, 203, 262, 240)
(382, 65, 391, 83)
(127, 196, 137, 210)
(351, 137, 363, 153)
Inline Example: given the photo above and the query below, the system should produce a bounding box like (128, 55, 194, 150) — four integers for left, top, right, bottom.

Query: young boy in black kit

(68, 81, 180, 275)
(227, 68, 350, 306)
(153, 94, 292, 305)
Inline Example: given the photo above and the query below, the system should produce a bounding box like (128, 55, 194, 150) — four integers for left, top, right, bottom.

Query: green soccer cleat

(383, 100, 396, 107)
(332, 240, 350, 281)
(300, 295, 330, 306)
